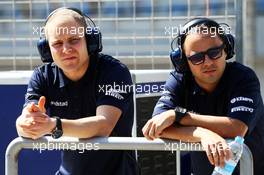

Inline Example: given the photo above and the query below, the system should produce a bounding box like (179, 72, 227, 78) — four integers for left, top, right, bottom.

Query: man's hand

(200, 129, 232, 168)
(16, 96, 55, 139)
(142, 110, 175, 140)
(29, 96, 46, 113)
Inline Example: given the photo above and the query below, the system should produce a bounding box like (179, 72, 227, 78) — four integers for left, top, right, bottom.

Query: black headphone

(37, 7, 102, 63)
(170, 18, 235, 73)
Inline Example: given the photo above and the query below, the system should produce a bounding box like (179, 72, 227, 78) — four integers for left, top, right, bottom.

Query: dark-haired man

(143, 18, 264, 175)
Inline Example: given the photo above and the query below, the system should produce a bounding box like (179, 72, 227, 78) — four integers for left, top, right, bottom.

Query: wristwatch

(174, 106, 187, 124)
(51, 117, 63, 139)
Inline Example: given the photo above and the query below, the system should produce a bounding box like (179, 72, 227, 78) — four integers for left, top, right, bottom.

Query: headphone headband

(178, 18, 224, 47)
(180, 18, 219, 36)
(170, 18, 235, 73)
(37, 7, 102, 63)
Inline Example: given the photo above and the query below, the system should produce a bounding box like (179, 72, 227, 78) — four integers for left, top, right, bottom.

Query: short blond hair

(44, 8, 87, 38)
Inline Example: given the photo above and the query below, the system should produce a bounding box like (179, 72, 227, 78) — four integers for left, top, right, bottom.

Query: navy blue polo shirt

(153, 62, 264, 175)
(24, 54, 137, 175)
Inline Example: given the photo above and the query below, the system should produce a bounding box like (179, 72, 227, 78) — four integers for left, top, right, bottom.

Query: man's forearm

(160, 125, 210, 143)
(62, 116, 114, 138)
(179, 112, 248, 138)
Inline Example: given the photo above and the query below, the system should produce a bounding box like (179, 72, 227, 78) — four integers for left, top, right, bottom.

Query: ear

(85, 27, 102, 55)
(170, 48, 188, 73)
(37, 38, 53, 63)
(224, 34, 235, 59)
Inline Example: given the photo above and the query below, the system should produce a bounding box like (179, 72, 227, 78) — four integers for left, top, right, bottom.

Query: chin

(204, 77, 220, 84)
(59, 63, 77, 71)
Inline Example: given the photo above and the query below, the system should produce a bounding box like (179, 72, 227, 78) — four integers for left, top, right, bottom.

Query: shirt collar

(58, 67, 68, 88)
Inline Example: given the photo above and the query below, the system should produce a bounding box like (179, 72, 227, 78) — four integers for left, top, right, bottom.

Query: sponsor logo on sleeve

(231, 106, 254, 113)
(230, 96, 253, 104)
(160, 95, 171, 101)
(105, 88, 125, 100)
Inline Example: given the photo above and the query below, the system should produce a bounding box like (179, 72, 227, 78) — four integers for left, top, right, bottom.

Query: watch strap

(51, 116, 63, 139)
(55, 116, 62, 131)
(174, 106, 187, 124)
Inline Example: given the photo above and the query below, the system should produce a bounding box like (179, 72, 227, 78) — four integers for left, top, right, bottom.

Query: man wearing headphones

(16, 7, 137, 175)
(142, 18, 264, 174)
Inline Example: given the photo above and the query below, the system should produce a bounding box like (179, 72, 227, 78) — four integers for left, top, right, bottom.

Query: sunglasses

(186, 44, 225, 65)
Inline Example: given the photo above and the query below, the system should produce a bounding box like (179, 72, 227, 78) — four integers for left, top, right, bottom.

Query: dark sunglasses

(186, 44, 225, 65)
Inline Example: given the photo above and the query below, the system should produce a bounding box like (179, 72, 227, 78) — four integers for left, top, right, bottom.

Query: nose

(203, 54, 213, 65)
(62, 42, 72, 54)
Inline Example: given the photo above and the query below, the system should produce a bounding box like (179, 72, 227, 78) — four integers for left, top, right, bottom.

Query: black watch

(174, 106, 187, 124)
(51, 117, 63, 139)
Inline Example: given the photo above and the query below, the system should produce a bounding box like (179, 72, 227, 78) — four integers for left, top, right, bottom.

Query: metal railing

(5, 136, 253, 175)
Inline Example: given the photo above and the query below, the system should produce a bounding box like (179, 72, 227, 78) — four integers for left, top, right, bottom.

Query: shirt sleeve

(24, 68, 46, 108)
(152, 71, 184, 117)
(96, 64, 133, 113)
(227, 70, 262, 134)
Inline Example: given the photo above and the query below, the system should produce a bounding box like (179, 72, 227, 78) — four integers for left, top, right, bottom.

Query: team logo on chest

(50, 100, 68, 107)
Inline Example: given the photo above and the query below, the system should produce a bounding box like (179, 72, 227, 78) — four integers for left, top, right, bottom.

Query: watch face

(52, 129, 63, 139)
(175, 106, 187, 113)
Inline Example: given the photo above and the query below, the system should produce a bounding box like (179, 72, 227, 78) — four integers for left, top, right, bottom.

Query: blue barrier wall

(0, 85, 60, 175)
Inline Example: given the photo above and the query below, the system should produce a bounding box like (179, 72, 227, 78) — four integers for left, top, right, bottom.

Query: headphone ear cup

(224, 34, 235, 59)
(37, 38, 53, 63)
(170, 47, 187, 73)
(86, 28, 103, 55)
